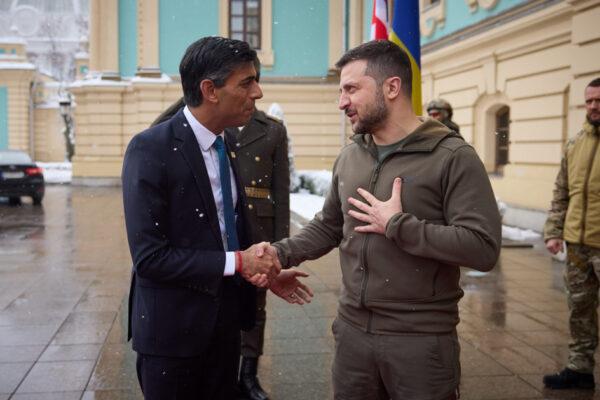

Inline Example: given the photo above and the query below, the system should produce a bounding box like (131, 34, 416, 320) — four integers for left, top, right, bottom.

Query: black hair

(335, 40, 412, 98)
(179, 36, 258, 107)
(588, 77, 600, 88)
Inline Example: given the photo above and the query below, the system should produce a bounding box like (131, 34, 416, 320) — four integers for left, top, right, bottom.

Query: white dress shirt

(183, 106, 237, 276)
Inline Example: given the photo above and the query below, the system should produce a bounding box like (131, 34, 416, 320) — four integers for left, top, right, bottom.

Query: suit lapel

(172, 110, 223, 245)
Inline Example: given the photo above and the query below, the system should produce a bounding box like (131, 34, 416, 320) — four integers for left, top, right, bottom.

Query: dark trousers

(332, 317, 460, 400)
(241, 288, 267, 357)
(136, 279, 241, 400)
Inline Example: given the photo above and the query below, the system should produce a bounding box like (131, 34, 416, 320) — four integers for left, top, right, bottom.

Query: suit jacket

(122, 109, 256, 357)
(225, 110, 290, 243)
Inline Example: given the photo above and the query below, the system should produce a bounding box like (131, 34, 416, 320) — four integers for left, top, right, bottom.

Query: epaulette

(266, 114, 284, 125)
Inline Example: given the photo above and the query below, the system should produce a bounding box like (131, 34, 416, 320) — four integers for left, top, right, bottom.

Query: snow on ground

(290, 192, 326, 221)
(297, 169, 332, 196)
(37, 162, 72, 184)
(502, 225, 541, 241)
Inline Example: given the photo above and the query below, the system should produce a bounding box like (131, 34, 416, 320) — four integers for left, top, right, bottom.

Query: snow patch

(501, 225, 541, 241)
(290, 193, 325, 221)
(130, 73, 173, 83)
(37, 162, 72, 184)
(296, 169, 332, 197)
(0, 62, 36, 70)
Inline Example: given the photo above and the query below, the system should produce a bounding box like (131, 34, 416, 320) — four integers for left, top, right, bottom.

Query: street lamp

(59, 95, 75, 162)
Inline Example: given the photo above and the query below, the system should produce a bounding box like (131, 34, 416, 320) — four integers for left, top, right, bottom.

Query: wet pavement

(0, 185, 599, 399)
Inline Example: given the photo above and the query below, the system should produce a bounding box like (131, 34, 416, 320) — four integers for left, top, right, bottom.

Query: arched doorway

(473, 93, 511, 173)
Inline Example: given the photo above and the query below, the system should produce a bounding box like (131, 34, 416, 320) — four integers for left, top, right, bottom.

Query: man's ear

(200, 79, 219, 104)
(384, 77, 402, 100)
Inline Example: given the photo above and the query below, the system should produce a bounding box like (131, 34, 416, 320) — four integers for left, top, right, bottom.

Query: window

(229, 0, 261, 49)
(495, 106, 510, 172)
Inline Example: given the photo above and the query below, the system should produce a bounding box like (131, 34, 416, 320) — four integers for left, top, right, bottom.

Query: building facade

(0, 0, 89, 161)
(69, 0, 375, 182)
(420, 0, 600, 229)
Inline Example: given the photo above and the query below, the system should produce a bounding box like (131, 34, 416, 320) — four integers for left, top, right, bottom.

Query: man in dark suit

(151, 64, 292, 400)
(226, 110, 290, 400)
(122, 37, 310, 400)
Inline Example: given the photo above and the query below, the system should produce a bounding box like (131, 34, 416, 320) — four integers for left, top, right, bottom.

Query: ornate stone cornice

(420, 0, 446, 38)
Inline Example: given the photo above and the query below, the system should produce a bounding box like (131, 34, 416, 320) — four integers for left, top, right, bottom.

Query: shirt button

(248, 204, 254, 210)
(255, 156, 261, 162)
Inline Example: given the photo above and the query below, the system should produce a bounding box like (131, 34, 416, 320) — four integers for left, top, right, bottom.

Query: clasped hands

(238, 243, 313, 304)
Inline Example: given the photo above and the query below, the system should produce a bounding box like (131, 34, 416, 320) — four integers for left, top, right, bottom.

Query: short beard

(587, 115, 600, 127)
(354, 88, 388, 135)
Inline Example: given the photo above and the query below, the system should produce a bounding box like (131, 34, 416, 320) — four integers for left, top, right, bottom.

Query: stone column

(89, 0, 120, 79)
(70, 82, 128, 182)
(137, 0, 161, 78)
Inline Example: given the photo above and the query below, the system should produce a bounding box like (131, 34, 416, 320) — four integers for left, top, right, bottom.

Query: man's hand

(348, 177, 403, 235)
(239, 242, 281, 283)
(252, 241, 281, 264)
(546, 238, 564, 255)
(269, 269, 313, 305)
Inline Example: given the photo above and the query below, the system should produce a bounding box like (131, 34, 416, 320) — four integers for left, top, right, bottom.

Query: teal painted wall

(364, 0, 373, 42)
(421, 0, 527, 44)
(159, 0, 219, 75)
(119, 0, 137, 77)
(0, 87, 7, 150)
(263, 0, 329, 77)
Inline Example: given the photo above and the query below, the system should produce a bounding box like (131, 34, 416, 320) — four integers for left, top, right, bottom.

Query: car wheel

(8, 197, 21, 206)
(32, 194, 43, 206)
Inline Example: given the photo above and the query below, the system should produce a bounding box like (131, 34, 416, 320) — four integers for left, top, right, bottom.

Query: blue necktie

(213, 136, 240, 251)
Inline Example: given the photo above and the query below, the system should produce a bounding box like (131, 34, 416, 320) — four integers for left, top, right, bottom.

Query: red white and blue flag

(370, 0, 389, 40)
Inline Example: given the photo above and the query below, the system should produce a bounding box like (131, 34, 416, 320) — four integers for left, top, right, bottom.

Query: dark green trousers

(241, 288, 267, 357)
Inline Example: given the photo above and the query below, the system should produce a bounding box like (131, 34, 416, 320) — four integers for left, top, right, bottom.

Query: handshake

(235, 242, 313, 304)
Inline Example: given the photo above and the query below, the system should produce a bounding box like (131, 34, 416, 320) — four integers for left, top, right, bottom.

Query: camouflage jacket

(544, 121, 600, 246)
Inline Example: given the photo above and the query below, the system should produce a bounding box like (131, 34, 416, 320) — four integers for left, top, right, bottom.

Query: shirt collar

(183, 105, 224, 151)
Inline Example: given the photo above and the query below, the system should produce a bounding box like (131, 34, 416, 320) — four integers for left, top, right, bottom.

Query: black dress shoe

(543, 368, 595, 390)
(239, 357, 269, 400)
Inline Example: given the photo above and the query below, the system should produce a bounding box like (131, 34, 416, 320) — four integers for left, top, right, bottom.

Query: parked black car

(0, 150, 45, 205)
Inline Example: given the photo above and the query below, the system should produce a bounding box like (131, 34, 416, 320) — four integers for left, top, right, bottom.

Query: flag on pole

(370, 0, 389, 40)
(389, 0, 422, 114)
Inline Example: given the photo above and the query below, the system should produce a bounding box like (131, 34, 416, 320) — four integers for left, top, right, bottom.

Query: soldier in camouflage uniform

(543, 77, 600, 390)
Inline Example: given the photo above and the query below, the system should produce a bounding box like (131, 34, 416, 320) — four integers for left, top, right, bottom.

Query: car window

(0, 151, 32, 164)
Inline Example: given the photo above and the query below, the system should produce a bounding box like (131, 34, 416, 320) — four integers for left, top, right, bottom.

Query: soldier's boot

(239, 357, 269, 400)
(543, 368, 595, 389)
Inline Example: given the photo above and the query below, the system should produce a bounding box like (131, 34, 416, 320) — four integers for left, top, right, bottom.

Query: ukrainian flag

(389, 0, 422, 115)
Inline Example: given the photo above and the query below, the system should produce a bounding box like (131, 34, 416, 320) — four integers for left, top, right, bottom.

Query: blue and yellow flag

(389, 0, 422, 115)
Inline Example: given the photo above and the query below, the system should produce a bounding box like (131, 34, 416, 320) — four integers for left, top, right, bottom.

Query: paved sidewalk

(0, 185, 597, 399)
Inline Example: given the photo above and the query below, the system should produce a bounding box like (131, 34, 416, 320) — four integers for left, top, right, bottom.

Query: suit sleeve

(272, 123, 291, 241)
(122, 134, 225, 294)
(385, 145, 502, 271)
